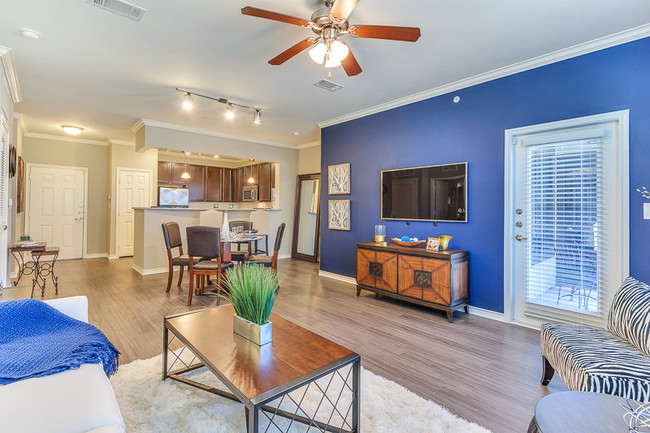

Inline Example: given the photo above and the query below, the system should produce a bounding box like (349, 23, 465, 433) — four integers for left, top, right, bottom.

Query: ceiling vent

(87, 0, 146, 21)
(313, 79, 343, 92)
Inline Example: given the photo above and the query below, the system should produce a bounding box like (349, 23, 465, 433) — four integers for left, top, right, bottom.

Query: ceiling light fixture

(214, 155, 219, 158)
(61, 125, 84, 135)
(175, 88, 262, 124)
(21, 28, 41, 40)
(182, 93, 193, 110)
(247, 159, 255, 183)
(181, 150, 190, 179)
(225, 103, 235, 120)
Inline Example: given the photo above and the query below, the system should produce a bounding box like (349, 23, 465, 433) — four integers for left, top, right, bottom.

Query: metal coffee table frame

(163, 313, 360, 433)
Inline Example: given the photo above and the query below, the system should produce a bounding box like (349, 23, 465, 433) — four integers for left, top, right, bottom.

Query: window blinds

(523, 137, 607, 328)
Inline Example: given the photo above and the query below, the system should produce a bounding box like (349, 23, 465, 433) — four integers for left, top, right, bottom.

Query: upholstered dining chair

(186, 226, 233, 306)
(248, 223, 285, 270)
(161, 222, 203, 293)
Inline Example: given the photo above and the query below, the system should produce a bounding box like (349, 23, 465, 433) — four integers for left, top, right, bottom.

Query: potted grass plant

(220, 263, 285, 345)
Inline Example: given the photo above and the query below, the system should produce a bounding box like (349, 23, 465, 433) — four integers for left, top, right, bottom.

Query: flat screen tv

(381, 162, 467, 222)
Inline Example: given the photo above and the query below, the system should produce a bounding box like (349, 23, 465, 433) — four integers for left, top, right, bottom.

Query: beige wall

(22, 136, 109, 255)
(298, 144, 321, 175)
(108, 142, 158, 257)
(137, 124, 299, 257)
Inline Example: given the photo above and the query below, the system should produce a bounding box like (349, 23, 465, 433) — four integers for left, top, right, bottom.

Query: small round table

(529, 391, 633, 433)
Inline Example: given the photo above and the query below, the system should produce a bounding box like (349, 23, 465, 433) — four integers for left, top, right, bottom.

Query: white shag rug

(111, 354, 491, 433)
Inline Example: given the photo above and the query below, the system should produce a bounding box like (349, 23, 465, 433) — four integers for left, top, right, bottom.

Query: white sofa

(0, 296, 125, 433)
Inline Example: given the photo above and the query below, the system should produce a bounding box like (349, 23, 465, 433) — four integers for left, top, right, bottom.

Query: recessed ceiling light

(21, 28, 41, 40)
(61, 125, 84, 135)
(184, 151, 190, 155)
(214, 155, 219, 158)
(293, 131, 300, 136)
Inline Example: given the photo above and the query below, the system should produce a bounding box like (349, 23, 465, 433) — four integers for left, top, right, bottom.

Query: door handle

(515, 234, 527, 241)
(74, 217, 83, 221)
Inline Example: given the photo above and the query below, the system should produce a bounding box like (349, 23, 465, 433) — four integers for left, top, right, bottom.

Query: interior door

(0, 120, 9, 286)
(117, 169, 151, 257)
(28, 165, 85, 260)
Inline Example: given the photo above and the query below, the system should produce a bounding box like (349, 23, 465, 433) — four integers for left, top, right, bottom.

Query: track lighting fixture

(225, 103, 235, 119)
(175, 88, 262, 124)
(182, 93, 193, 110)
(253, 110, 262, 124)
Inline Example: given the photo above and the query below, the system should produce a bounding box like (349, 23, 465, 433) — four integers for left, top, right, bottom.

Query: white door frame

(503, 110, 630, 324)
(114, 167, 153, 258)
(25, 163, 89, 259)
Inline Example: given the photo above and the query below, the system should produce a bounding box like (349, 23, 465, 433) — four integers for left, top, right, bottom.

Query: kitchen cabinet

(258, 162, 272, 202)
(222, 168, 233, 202)
(171, 163, 189, 186)
(233, 167, 244, 202)
(158, 161, 172, 185)
(206, 166, 223, 202)
(187, 164, 206, 201)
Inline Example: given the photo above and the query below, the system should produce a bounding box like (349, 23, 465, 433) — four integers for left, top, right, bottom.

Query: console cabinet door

(398, 256, 451, 305)
(357, 249, 397, 292)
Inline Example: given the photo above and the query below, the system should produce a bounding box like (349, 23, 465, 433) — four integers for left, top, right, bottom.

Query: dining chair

(162, 222, 203, 293)
(186, 226, 233, 306)
(248, 223, 285, 270)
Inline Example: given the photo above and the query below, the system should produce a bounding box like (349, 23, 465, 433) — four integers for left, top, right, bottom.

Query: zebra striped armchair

(540, 276, 650, 402)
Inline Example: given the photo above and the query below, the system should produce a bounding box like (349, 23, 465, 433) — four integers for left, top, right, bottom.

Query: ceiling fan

(241, 0, 421, 77)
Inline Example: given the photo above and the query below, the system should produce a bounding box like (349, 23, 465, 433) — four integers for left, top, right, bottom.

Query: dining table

(220, 234, 263, 262)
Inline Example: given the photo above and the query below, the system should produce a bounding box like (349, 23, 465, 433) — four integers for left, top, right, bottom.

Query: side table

(529, 391, 631, 433)
(9, 242, 46, 286)
(31, 247, 60, 298)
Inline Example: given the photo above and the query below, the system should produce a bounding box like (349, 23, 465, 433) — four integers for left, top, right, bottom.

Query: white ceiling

(2, 0, 650, 147)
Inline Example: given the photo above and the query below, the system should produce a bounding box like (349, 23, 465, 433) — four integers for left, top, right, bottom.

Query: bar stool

(248, 223, 285, 270)
(250, 210, 270, 255)
(31, 247, 59, 298)
(229, 220, 252, 262)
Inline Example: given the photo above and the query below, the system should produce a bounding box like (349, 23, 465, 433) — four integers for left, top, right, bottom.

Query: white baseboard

(108, 255, 119, 260)
(318, 270, 356, 285)
(468, 306, 506, 322)
(132, 264, 168, 276)
(85, 253, 108, 259)
(278, 253, 291, 260)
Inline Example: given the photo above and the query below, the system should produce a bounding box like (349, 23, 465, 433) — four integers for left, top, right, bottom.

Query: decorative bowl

(391, 238, 425, 247)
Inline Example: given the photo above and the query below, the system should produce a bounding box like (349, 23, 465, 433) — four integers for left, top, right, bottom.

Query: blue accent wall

(320, 37, 650, 313)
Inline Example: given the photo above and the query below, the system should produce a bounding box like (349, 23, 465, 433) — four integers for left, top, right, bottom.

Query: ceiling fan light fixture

(309, 42, 327, 64)
(330, 40, 349, 62)
(225, 103, 235, 119)
(182, 92, 194, 110)
(324, 53, 342, 68)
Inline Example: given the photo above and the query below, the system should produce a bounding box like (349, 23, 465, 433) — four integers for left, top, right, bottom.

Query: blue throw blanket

(0, 299, 119, 385)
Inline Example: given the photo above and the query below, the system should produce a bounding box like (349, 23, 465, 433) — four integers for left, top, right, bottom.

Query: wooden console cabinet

(356, 242, 469, 322)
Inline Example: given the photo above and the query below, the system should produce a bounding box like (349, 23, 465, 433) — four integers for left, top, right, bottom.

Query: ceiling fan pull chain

(328, 69, 332, 79)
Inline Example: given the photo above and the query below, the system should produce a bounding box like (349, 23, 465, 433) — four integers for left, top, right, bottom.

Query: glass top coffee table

(163, 305, 361, 433)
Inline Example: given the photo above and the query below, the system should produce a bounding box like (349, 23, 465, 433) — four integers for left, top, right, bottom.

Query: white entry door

(27, 165, 86, 260)
(505, 111, 629, 328)
(117, 168, 151, 257)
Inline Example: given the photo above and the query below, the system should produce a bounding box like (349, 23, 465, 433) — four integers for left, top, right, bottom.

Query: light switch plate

(645, 203, 650, 220)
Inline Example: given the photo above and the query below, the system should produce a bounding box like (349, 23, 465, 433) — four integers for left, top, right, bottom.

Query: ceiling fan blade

(269, 39, 317, 65)
(341, 44, 362, 76)
(329, 0, 359, 21)
(349, 25, 421, 42)
(241, 6, 310, 27)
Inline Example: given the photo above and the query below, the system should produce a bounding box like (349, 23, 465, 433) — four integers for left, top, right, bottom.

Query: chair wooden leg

(216, 272, 222, 305)
(166, 262, 173, 293)
(177, 265, 184, 287)
(187, 271, 194, 306)
(541, 356, 555, 385)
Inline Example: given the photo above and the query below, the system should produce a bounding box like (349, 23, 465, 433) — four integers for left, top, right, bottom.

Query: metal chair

(162, 222, 203, 293)
(186, 226, 233, 306)
(248, 223, 285, 270)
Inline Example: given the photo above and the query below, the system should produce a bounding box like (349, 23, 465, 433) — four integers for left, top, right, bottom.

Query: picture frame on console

(426, 237, 440, 252)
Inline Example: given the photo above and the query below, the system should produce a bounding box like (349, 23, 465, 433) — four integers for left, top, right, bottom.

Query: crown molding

(24, 132, 109, 146)
(13, 112, 27, 135)
(107, 139, 135, 147)
(0, 46, 22, 104)
(318, 24, 650, 128)
(131, 118, 300, 150)
(297, 140, 321, 150)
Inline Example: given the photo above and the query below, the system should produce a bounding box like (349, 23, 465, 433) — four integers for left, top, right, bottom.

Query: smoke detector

(87, 0, 146, 22)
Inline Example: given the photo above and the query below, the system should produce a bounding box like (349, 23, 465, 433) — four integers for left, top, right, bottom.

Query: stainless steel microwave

(243, 185, 258, 202)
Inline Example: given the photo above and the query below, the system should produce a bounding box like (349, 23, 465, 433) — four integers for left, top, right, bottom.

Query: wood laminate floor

(1, 257, 568, 433)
